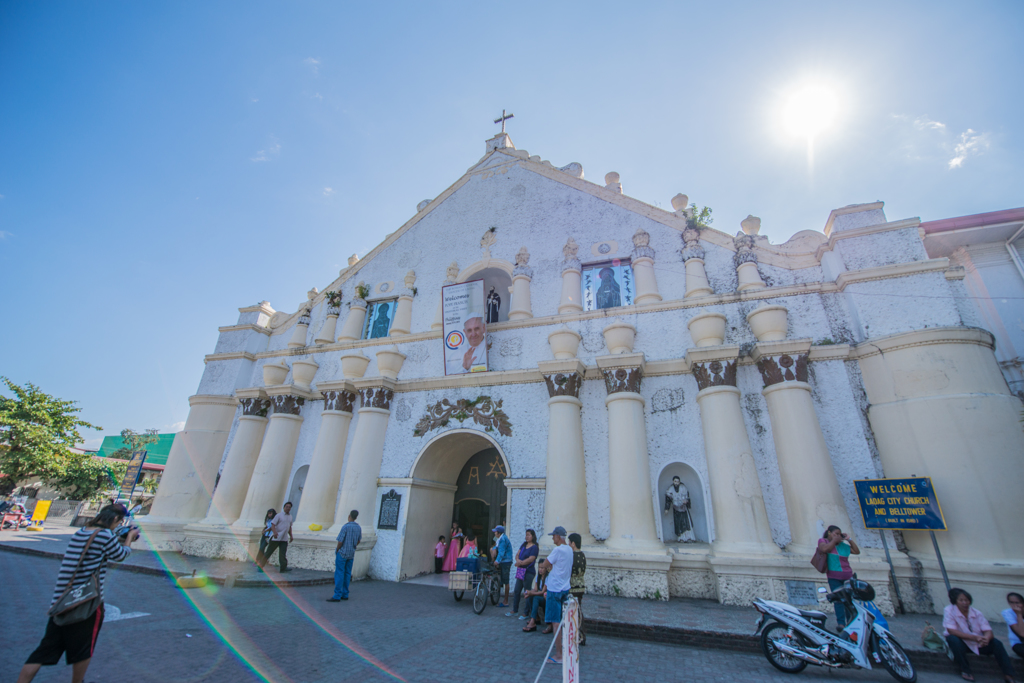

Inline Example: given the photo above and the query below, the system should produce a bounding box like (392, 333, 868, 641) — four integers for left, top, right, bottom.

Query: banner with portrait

(442, 279, 488, 376)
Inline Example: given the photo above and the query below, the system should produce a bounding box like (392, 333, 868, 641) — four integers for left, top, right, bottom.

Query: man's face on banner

(464, 316, 485, 347)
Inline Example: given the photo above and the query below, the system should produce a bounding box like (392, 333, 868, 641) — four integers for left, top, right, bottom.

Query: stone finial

(513, 246, 533, 278)
(416, 199, 431, 212)
(681, 224, 705, 262)
(741, 215, 762, 236)
(353, 281, 368, 303)
(671, 193, 689, 213)
(562, 237, 579, 262)
(404, 270, 416, 288)
(605, 172, 622, 193)
(631, 227, 655, 260)
(348, 254, 359, 267)
(558, 162, 584, 178)
(446, 261, 460, 284)
(307, 287, 319, 301)
(481, 228, 497, 257)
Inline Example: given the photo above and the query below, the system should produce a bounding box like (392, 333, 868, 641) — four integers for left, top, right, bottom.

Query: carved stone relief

(756, 354, 809, 387)
(733, 234, 758, 266)
(322, 390, 356, 413)
(360, 387, 394, 411)
(499, 337, 522, 357)
(543, 372, 583, 399)
(632, 228, 655, 260)
(680, 226, 705, 262)
(513, 247, 533, 278)
(562, 237, 581, 272)
(393, 397, 413, 422)
(413, 396, 512, 437)
(240, 398, 270, 417)
(271, 394, 304, 415)
(651, 388, 684, 413)
(692, 360, 738, 391)
(602, 367, 643, 395)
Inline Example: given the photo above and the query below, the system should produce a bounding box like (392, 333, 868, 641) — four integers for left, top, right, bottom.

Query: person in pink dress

(442, 523, 462, 572)
(458, 534, 477, 558)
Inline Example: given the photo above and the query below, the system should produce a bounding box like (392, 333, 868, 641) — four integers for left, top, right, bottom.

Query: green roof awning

(94, 433, 177, 467)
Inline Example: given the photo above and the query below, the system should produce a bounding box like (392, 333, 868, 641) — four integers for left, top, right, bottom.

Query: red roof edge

(920, 208, 1024, 235)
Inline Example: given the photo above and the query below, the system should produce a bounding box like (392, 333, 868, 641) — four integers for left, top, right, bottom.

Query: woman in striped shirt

(17, 503, 138, 683)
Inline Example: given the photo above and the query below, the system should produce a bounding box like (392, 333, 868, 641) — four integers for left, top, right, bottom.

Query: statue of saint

(596, 267, 621, 309)
(664, 476, 694, 542)
(486, 287, 501, 324)
(369, 302, 391, 338)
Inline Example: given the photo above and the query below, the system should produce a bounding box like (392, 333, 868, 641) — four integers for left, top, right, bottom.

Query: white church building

(140, 131, 1024, 617)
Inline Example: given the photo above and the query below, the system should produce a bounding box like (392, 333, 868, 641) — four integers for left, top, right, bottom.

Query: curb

(588, 618, 1024, 676)
(0, 543, 334, 588)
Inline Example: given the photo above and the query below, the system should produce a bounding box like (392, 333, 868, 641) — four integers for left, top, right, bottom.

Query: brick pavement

(2, 551, 971, 683)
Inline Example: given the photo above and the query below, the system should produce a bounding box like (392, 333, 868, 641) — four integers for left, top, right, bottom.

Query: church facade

(141, 132, 1024, 617)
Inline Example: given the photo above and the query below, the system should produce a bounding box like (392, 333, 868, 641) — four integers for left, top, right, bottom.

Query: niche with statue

(657, 463, 709, 544)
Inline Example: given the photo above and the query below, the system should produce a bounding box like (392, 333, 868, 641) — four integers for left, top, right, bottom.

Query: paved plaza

(2, 549, 973, 683)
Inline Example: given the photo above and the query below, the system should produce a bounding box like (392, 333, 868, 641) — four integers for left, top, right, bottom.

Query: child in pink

(434, 536, 446, 574)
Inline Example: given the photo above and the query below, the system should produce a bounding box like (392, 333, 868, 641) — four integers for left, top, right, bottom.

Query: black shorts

(499, 561, 512, 586)
(26, 604, 104, 666)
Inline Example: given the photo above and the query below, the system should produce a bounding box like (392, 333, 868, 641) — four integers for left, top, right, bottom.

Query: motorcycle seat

(799, 609, 827, 621)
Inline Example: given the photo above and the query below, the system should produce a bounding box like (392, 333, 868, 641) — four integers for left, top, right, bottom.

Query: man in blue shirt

(327, 510, 361, 602)
(490, 525, 514, 607)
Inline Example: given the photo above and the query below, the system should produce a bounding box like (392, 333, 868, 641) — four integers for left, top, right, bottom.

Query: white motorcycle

(753, 579, 917, 682)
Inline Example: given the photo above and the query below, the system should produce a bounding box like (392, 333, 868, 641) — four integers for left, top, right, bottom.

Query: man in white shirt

(540, 525, 574, 664)
(446, 315, 487, 374)
(258, 501, 294, 573)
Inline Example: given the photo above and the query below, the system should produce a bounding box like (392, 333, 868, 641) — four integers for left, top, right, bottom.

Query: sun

(782, 83, 839, 140)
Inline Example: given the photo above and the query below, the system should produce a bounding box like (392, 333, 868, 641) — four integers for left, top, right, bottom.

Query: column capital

(538, 359, 586, 399)
(596, 353, 645, 395)
(692, 359, 739, 391)
(240, 397, 271, 416)
(322, 390, 357, 412)
(269, 394, 305, 415)
(755, 353, 809, 387)
(358, 385, 395, 411)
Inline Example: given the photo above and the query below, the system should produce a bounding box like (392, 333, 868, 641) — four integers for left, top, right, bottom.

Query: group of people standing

(436, 523, 587, 665)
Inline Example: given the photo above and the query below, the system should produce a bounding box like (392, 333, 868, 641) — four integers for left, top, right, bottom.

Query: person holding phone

(818, 524, 860, 629)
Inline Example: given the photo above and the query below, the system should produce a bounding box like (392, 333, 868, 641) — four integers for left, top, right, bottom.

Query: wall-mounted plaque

(377, 489, 402, 530)
(785, 580, 820, 607)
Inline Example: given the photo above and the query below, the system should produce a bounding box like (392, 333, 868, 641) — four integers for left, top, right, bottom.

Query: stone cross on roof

(493, 109, 514, 134)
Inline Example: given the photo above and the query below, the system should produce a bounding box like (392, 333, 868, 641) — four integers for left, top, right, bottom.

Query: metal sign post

(854, 477, 948, 612)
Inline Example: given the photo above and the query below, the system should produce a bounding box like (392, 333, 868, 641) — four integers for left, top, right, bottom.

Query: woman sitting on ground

(944, 587, 1018, 682)
(1003, 592, 1024, 660)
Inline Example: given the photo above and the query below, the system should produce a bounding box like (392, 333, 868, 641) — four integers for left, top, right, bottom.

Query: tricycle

(448, 556, 501, 614)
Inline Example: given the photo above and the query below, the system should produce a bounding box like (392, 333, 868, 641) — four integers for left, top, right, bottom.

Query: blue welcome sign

(854, 477, 946, 531)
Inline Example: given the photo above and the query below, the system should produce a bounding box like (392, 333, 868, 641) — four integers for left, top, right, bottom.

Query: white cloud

(0, 230, 12, 240)
(162, 421, 186, 433)
(949, 128, 991, 169)
(913, 116, 946, 131)
(251, 97, 259, 103)
(304, 57, 320, 75)
(250, 138, 281, 163)
(313, 92, 323, 101)
(323, 187, 335, 196)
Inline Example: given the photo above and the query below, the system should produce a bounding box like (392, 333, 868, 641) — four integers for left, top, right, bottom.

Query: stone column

(293, 387, 356, 530)
(338, 290, 368, 341)
(433, 261, 459, 331)
(389, 271, 416, 336)
(314, 296, 341, 344)
(687, 348, 778, 555)
(288, 307, 311, 348)
(734, 233, 766, 292)
(233, 392, 307, 529)
(509, 247, 534, 320)
(558, 237, 583, 315)
(199, 395, 270, 526)
(329, 382, 396, 579)
(631, 228, 662, 305)
(752, 340, 851, 553)
(538, 360, 595, 545)
(681, 225, 713, 299)
(144, 394, 238, 535)
(596, 353, 662, 550)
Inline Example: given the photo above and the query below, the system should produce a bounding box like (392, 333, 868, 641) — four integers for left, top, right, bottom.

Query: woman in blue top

(818, 525, 860, 629)
(508, 529, 539, 618)
(1003, 592, 1024, 659)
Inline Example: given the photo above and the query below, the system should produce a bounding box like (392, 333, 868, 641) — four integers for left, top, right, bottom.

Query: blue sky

(1, 1, 1021, 448)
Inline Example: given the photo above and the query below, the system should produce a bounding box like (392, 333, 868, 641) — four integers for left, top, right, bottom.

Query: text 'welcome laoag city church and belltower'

(139, 121, 1024, 619)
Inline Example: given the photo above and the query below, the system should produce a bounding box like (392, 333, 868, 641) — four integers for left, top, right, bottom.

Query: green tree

(0, 377, 101, 496)
(111, 428, 159, 460)
(139, 476, 160, 495)
(61, 451, 127, 501)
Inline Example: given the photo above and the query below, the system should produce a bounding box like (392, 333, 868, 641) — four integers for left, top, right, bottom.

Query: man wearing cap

(540, 526, 574, 664)
(490, 525, 513, 607)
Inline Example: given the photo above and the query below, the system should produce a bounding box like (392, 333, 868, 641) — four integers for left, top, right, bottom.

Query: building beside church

(140, 132, 1024, 617)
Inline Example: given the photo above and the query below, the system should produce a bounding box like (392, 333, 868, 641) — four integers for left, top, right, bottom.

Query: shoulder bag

(810, 544, 828, 574)
(48, 529, 103, 626)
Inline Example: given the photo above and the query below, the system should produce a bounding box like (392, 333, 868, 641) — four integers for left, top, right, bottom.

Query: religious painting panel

(363, 299, 397, 339)
(582, 259, 634, 311)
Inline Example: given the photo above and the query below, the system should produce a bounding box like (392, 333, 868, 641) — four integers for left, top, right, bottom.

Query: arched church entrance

(398, 430, 511, 580)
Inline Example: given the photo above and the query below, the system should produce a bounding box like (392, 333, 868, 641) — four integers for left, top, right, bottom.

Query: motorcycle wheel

(760, 621, 808, 674)
(876, 634, 917, 683)
(473, 581, 488, 614)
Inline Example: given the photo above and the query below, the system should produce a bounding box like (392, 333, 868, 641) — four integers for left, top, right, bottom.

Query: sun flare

(782, 84, 839, 140)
